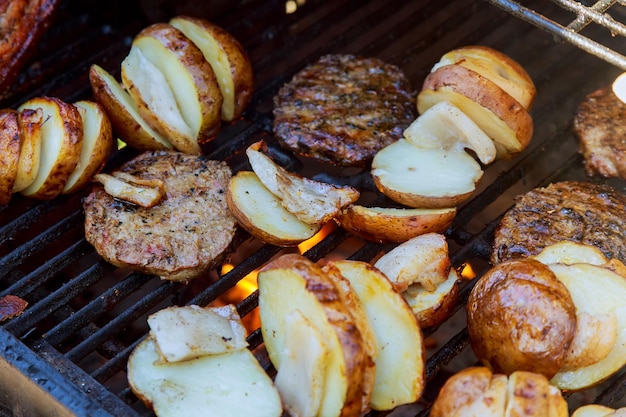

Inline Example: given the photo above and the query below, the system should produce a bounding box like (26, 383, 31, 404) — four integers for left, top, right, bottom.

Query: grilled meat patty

(574, 86, 626, 179)
(273, 54, 416, 167)
(492, 181, 626, 264)
(84, 150, 237, 282)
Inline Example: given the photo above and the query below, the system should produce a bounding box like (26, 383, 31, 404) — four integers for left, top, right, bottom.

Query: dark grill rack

(0, 0, 625, 416)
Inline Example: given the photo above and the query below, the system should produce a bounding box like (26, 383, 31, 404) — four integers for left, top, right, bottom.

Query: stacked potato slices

(0, 97, 113, 205)
(90, 16, 254, 154)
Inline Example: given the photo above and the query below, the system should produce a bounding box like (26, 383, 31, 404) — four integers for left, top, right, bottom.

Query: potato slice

(18, 97, 83, 200)
(418, 64, 533, 160)
(332, 260, 425, 411)
(505, 371, 568, 417)
(0, 109, 22, 205)
(89, 64, 173, 151)
(128, 337, 282, 417)
(226, 171, 320, 246)
(403, 268, 461, 328)
(13, 108, 43, 193)
(432, 45, 536, 110)
(62, 100, 113, 194)
(547, 263, 626, 390)
(572, 405, 621, 417)
(403, 101, 496, 164)
(169, 16, 254, 122)
(532, 241, 609, 266)
(561, 312, 617, 371)
(93, 173, 164, 208)
(371, 139, 483, 209)
(334, 204, 456, 243)
(374, 233, 451, 292)
(246, 141, 359, 224)
(258, 254, 371, 417)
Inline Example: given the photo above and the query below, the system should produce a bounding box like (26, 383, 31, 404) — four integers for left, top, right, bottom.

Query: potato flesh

(572, 405, 619, 417)
(403, 268, 460, 328)
(13, 108, 43, 192)
(372, 139, 482, 199)
(532, 241, 608, 266)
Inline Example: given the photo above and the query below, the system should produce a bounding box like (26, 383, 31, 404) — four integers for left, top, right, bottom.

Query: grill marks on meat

(84, 151, 237, 282)
(273, 54, 416, 167)
(492, 181, 626, 264)
(574, 86, 626, 179)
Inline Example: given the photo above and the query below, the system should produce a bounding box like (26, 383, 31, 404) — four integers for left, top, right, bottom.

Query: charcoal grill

(1, 0, 625, 416)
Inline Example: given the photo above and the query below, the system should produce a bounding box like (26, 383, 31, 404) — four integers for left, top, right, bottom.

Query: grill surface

(1, 0, 625, 416)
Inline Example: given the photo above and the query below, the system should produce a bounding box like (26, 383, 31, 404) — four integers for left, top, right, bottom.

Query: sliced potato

(246, 141, 359, 224)
(226, 171, 321, 246)
(572, 405, 621, 417)
(62, 100, 113, 194)
(258, 254, 370, 417)
(93, 173, 164, 208)
(128, 337, 282, 417)
(403, 100, 496, 164)
(560, 312, 617, 371)
(0, 109, 21, 205)
(418, 64, 533, 160)
(170, 16, 254, 122)
(334, 204, 456, 243)
(18, 97, 83, 200)
(13, 108, 43, 193)
(505, 371, 569, 417)
(403, 268, 460, 328)
(89, 64, 173, 151)
(373, 232, 451, 292)
(332, 260, 425, 411)
(371, 139, 483, 209)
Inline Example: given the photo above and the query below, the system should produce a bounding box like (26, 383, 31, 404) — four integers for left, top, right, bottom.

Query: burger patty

(492, 181, 626, 264)
(273, 54, 416, 167)
(83, 150, 237, 282)
(574, 86, 626, 179)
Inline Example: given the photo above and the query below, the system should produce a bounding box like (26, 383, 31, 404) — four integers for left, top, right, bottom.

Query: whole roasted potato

(467, 258, 577, 378)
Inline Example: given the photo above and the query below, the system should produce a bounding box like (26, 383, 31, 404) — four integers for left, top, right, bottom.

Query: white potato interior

(63, 101, 100, 192)
(532, 241, 608, 266)
(403, 269, 458, 315)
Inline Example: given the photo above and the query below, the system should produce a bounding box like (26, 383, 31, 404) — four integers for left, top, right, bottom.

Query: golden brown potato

(89, 64, 173, 151)
(0, 109, 22, 205)
(403, 268, 460, 328)
(169, 16, 254, 122)
(467, 258, 577, 378)
(418, 64, 533, 160)
(334, 204, 456, 243)
(62, 100, 114, 194)
(572, 405, 625, 417)
(18, 97, 83, 200)
(12, 107, 43, 193)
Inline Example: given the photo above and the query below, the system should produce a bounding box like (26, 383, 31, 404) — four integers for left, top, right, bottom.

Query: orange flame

(460, 262, 476, 280)
(298, 222, 336, 254)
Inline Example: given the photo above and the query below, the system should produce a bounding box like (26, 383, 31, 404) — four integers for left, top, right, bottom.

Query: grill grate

(0, 0, 625, 416)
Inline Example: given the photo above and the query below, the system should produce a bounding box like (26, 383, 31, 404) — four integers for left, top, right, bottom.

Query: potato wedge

(418, 64, 533, 160)
(89, 64, 173, 151)
(258, 254, 371, 417)
(246, 141, 359, 224)
(18, 97, 83, 199)
(0, 109, 22, 205)
(403, 268, 461, 328)
(403, 101, 496, 165)
(62, 100, 113, 194)
(170, 16, 254, 122)
(334, 204, 456, 243)
(432, 45, 536, 110)
(332, 260, 425, 411)
(13, 108, 43, 193)
(226, 171, 321, 246)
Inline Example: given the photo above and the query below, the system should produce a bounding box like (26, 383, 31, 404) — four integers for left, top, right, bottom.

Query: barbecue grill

(1, 0, 625, 416)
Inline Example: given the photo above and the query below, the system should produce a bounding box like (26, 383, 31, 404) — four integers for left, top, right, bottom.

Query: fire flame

(460, 262, 476, 280)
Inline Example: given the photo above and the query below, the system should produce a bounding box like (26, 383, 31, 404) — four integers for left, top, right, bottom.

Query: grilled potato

(572, 405, 626, 417)
(403, 268, 461, 328)
(0, 110, 22, 205)
(12, 108, 43, 193)
(170, 16, 254, 122)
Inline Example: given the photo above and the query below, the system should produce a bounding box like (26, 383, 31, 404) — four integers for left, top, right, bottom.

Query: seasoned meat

(84, 151, 237, 282)
(273, 54, 416, 167)
(492, 181, 626, 264)
(574, 86, 626, 179)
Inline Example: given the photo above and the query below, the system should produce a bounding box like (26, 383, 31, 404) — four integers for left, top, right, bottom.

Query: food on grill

(0, 295, 28, 322)
(429, 367, 568, 417)
(92, 172, 165, 208)
(374, 233, 460, 328)
(62, 100, 113, 194)
(0, 0, 60, 97)
(572, 405, 626, 417)
(273, 53, 416, 167)
(332, 260, 425, 411)
(90, 16, 253, 153)
(0, 110, 22, 205)
(491, 181, 626, 265)
(12, 108, 43, 193)
(83, 150, 237, 282)
(574, 86, 626, 179)
(467, 258, 577, 379)
(121, 23, 222, 154)
(258, 254, 375, 417)
(334, 204, 456, 244)
(418, 45, 535, 160)
(128, 305, 282, 417)
(170, 16, 254, 122)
